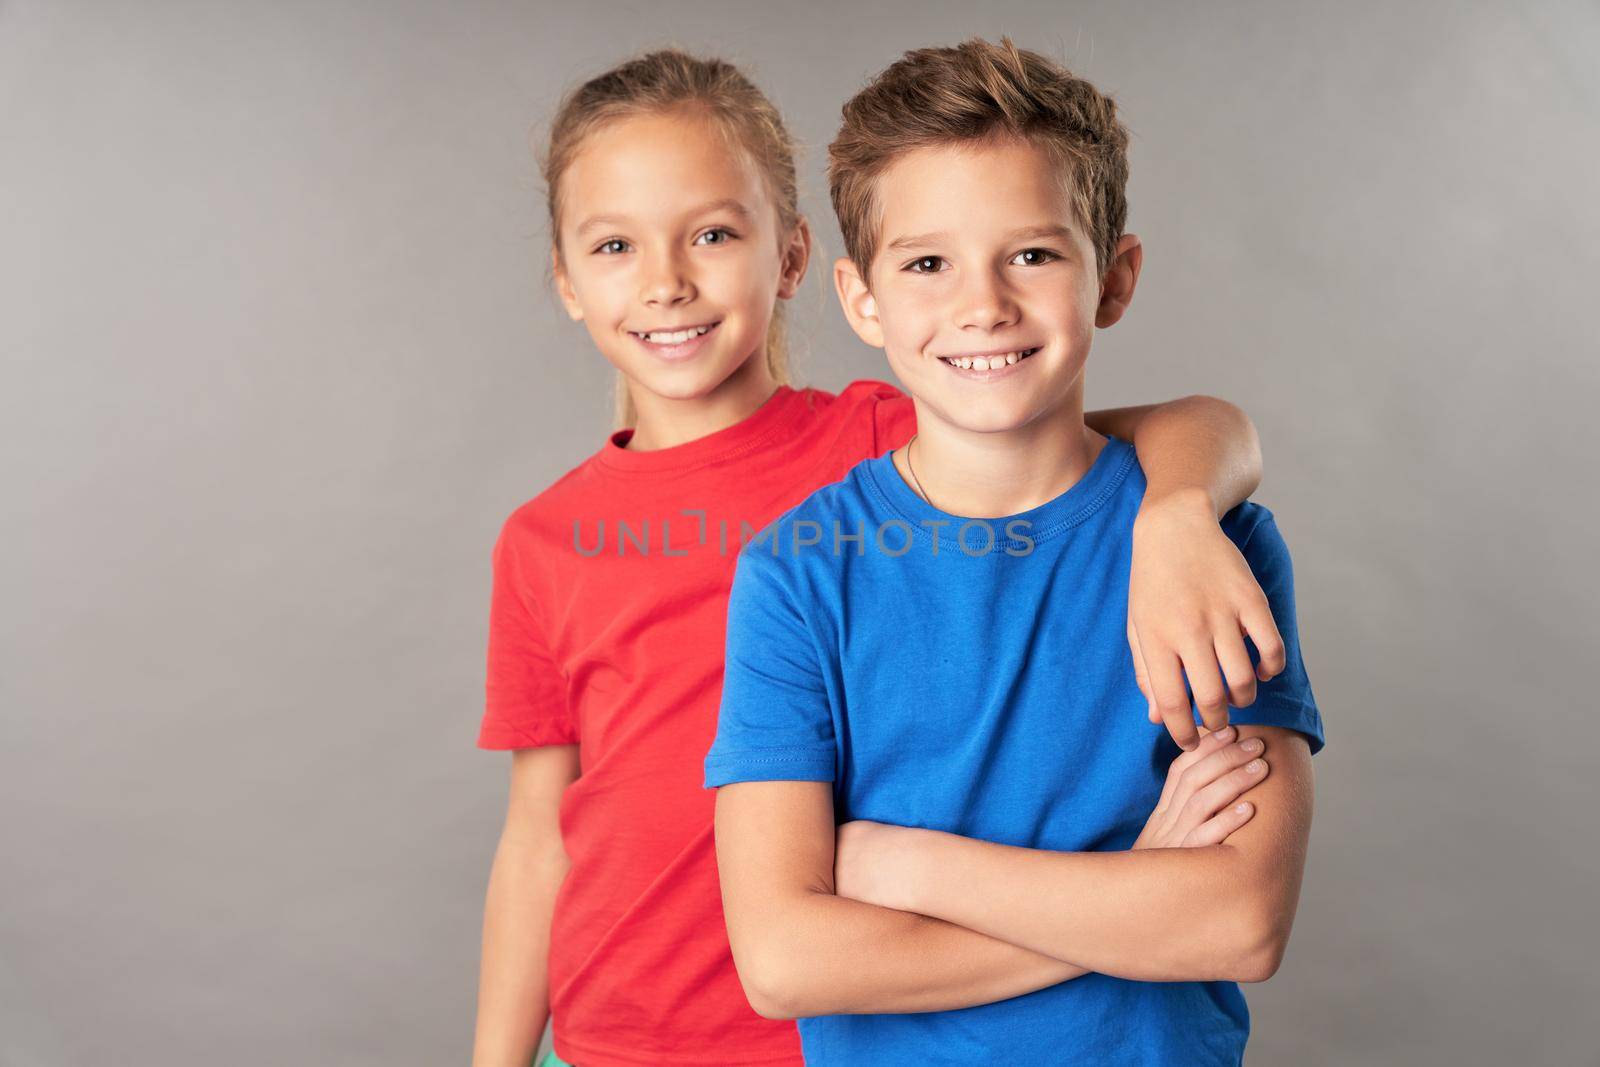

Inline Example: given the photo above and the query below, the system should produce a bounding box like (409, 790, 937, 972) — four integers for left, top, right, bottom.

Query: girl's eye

(595, 239, 630, 255)
(694, 227, 736, 246)
(1011, 248, 1058, 266)
(905, 256, 946, 274)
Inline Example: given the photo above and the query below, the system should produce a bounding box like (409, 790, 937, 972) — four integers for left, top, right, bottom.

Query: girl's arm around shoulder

(1084, 396, 1289, 751)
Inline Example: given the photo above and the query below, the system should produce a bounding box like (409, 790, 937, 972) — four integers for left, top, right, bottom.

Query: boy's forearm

(740, 887, 1087, 1019)
(898, 832, 1287, 984)
(1084, 396, 1262, 517)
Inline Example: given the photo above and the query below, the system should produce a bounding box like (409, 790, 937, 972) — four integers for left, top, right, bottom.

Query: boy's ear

(776, 218, 813, 300)
(552, 247, 584, 322)
(832, 256, 885, 348)
(1095, 233, 1143, 329)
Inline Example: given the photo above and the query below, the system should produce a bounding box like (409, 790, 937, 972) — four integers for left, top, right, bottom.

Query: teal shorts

(538, 1049, 574, 1067)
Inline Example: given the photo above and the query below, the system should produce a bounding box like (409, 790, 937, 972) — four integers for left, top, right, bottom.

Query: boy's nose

(955, 271, 1020, 331)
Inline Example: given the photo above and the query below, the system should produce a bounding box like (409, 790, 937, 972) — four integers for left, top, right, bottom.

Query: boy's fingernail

(1235, 802, 1251, 814)
(1246, 759, 1264, 773)
(1217, 726, 1236, 740)
(1243, 738, 1262, 752)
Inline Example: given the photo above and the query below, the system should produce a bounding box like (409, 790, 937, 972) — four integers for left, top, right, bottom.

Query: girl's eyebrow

(574, 198, 754, 238)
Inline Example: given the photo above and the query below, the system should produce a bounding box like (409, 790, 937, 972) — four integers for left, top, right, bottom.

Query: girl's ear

(776, 217, 813, 300)
(552, 247, 584, 322)
(833, 257, 884, 348)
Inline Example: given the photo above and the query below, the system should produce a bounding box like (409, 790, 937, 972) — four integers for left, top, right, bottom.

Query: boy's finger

(1215, 628, 1258, 708)
(1157, 725, 1234, 813)
(1183, 755, 1270, 836)
(1241, 599, 1287, 681)
(1187, 801, 1254, 847)
(1174, 735, 1260, 818)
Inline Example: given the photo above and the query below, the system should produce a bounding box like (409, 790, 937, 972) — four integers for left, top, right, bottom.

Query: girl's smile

(628, 319, 723, 362)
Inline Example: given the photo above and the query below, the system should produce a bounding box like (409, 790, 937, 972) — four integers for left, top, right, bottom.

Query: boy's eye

(595, 238, 630, 255)
(694, 227, 736, 246)
(905, 256, 947, 274)
(1011, 248, 1058, 266)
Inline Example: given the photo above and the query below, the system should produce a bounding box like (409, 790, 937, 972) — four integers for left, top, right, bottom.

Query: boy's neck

(896, 390, 1104, 519)
(626, 355, 779, 452)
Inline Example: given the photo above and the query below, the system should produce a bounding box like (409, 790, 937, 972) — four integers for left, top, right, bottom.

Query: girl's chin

(626, 359, 749, 401)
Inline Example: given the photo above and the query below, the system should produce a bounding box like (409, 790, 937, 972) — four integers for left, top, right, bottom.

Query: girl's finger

(1126, 617, 1159, 724)
(1185, 800, 1254, 847)
(1215, 626, 1258, 708)
(1241, 597, 1287, 682)
(1180, 641, 1231, 733)
(1147, 647, 1200, 751)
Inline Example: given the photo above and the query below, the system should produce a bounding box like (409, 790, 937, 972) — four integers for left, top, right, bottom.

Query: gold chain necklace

(905, 433, 938, 510)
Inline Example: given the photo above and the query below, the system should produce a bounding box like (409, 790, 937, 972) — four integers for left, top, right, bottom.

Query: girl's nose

(640, 248, 696, 307)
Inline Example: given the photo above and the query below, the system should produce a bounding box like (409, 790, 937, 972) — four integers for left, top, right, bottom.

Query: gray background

(4, 1, 1597, 1064)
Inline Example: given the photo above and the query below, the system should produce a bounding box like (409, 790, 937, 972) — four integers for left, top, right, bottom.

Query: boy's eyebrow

(883, 223, 1077, 255)
(574, 198, 754, 238)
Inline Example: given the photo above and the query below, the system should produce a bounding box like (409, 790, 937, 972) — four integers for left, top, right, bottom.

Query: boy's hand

(834, 726, 1269, 909)
(1128, 491, 1288, 751)
(1131, 725, 1269, 849)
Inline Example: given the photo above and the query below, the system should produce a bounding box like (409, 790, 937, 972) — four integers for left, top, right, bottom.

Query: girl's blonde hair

(540, 49, 802, 430)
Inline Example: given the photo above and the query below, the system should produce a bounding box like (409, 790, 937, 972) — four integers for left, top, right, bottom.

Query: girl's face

(553, 110, 807, 409)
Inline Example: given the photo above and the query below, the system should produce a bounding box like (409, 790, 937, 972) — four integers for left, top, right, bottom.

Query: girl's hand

(1132, 725, 1269, 849)
(834, 819, 929, 913)
(1128, 490, 1288, 751)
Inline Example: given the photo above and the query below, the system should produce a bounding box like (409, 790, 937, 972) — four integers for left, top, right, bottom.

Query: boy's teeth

(945, 349, 1031, 370)
(641, 325, 712, 344)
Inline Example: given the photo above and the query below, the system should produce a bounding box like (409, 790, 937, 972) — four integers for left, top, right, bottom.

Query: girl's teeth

(642, 325, 712, 344)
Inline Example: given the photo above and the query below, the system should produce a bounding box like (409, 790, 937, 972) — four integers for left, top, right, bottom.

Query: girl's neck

(624, 355, 781, 452)
(894, 387, 1104, 519)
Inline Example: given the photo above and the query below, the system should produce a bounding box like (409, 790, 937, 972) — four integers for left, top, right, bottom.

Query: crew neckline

(596, 385, 808, 475)
(861, 434, 1137, 546)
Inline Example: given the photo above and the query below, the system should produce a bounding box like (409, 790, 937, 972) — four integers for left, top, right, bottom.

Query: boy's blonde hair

(540, 49, 802, 430)
(828, 37, 1130, 282)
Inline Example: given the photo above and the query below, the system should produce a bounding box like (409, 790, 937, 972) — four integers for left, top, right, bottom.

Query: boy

(703, 38, 1324, 1066)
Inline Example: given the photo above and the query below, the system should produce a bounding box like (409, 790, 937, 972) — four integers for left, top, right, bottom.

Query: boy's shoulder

(1219, 499, 1288, 555)
(732, 455, 882, 575)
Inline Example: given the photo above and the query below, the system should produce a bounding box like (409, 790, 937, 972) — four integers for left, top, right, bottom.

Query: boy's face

(834, 135, 1139, 436)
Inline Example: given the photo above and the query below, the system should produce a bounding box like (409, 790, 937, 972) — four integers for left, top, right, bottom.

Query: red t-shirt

(480, 381, 919, 1066)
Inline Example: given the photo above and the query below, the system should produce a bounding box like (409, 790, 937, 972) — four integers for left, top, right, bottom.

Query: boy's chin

(913, 393, 1054, 437)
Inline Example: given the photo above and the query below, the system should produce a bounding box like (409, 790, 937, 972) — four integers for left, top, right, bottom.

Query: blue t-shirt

(704, 435, 1325, 1066)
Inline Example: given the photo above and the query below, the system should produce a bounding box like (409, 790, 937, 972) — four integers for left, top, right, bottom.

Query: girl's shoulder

(820, 378, 915, 454)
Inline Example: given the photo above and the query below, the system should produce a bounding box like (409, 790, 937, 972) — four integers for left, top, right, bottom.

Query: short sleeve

(1217, 504, 1325, 755)
(703, 546, 838, 787)
(477, 521, 578, 750)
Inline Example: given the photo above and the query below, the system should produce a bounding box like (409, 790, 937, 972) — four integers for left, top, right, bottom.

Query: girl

(472, 49, 1283, 1067)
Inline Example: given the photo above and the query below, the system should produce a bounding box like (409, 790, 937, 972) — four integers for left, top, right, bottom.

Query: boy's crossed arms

(714, 723, 1309, 1019)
